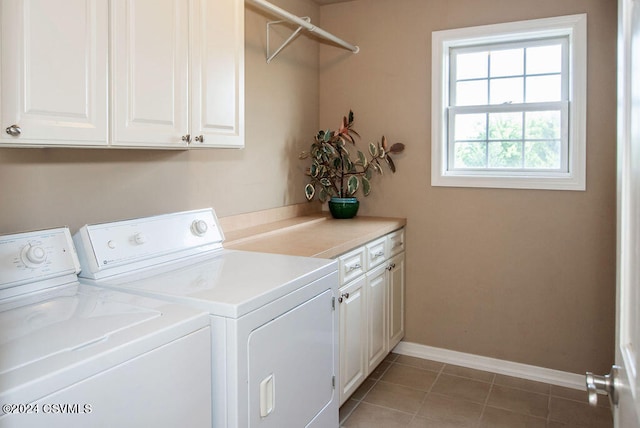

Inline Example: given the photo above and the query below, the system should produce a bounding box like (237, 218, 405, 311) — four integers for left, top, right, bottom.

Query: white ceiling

(312, 0, 352, 5)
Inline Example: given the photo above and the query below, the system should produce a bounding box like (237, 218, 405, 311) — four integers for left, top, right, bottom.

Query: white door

(0, 0, 108, 146)
(111, 0, 189, 147)
(190, 0, 244, 148)
(590, 0, 640, 425)
(339, 275, 367, 405)
(366, 264, 388, 373)
(388, 252, 405, 350)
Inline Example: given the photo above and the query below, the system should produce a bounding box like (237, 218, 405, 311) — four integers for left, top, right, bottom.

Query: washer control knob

(191, 220, 208, 236)
(133, 233, 147, 245)
(25, 245, 46, 264)
(107, 240, 117, 249)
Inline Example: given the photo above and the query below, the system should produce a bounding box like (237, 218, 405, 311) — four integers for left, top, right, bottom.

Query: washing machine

(72, 208, 340, 428)
(0, 227, 212, 428)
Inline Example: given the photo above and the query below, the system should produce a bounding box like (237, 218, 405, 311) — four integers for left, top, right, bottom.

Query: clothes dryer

(73, 208, 340, 428)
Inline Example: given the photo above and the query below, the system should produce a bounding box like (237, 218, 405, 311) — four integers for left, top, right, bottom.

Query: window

(431, 14, 587, 190)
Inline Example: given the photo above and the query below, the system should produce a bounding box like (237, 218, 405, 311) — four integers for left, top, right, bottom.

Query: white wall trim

(393, 341, 585, 391)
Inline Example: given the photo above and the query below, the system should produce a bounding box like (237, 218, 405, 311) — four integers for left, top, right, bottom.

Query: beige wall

(0, 0, 617, 376)
(319, 0, 617, 374)
(0, 0, 319, 234)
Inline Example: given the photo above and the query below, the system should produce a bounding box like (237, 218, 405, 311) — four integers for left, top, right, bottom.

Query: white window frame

(431, 14, 587, 191)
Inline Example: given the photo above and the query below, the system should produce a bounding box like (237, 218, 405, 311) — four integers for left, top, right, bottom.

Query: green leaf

(343, 155, 353, 172)
(348, 110, 354, 124)
(323, 130, 332, 142)
(304, 183, 315, 201)
(347, 175, 359, 195)
(365, 168, 373, 180)
(357, 150, 366, 166)
(310, 162, 319, 177)
(369, 142, 377, 157)
(319, 188, 328, 202)
(333, 157, 342, 170)
(375, 159, 384, 175)
(362, 176, 371, 196)
(320, 177, 332, 187)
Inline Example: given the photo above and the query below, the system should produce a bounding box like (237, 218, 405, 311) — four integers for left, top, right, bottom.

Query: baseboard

(393, 341, 585, 391)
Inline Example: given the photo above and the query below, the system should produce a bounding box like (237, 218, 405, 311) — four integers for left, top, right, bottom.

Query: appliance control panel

(0, 227, 80, 291)
(73, 208, 225, 279)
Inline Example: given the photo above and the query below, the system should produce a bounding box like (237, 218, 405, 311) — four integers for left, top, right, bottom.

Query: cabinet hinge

(332, 375, 336, 389)
(332, 296, 336, 310)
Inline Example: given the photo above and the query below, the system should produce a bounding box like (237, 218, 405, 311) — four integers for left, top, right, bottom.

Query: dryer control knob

(191, 220, 208, 236)
(23, 245, 46, 265)
(133, 232, 147, 245)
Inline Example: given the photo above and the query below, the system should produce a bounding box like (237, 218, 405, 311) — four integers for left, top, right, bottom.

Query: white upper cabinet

(1, 0, 109, 146)
(190, 0, 244, 148)
(111, 0, 190, 148)
(0, 0, 244, 149)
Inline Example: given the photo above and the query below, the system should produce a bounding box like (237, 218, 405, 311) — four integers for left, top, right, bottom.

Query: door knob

(585, 365, 619, 407)
(181, 134, 191, 143)
(194, 135, 204, 143)
(5, 124, 21, 136)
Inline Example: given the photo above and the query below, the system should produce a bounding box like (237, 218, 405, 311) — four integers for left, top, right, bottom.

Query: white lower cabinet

(338, 275, 367, 402)
(366, 264, 388, 373)
(388, 252, 406, 350)
(337, 228, 405, 405)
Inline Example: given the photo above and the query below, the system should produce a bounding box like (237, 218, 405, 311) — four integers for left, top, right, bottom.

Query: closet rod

(247, 0, 360, 54)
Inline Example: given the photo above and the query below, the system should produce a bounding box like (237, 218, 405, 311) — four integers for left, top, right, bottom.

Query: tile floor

(339, 353, 613, 428)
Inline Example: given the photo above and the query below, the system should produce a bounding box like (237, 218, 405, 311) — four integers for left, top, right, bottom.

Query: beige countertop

(223, 213, 406, 259)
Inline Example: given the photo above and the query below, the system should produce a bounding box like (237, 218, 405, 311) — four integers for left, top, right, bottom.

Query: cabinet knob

(338, 292, 350, 303)
(181, 134, 191, 143)
(194, 135, 204, 143)
(347, 263, 361, 272)
(5, 125, 21, 137)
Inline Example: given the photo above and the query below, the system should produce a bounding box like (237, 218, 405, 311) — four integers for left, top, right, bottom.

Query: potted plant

(300, 110, 405, 219)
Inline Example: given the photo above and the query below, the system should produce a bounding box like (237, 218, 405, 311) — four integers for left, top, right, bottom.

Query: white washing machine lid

(81, 249, 338, 318)
(0, 284, 209, 403)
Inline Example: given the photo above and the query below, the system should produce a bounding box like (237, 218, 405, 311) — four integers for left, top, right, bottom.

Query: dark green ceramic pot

(328, 197, 359, 219)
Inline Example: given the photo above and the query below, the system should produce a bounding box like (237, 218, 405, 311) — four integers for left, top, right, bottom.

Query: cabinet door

(190, 0, 244, 148)
(338, 276, 366, 406)
(111, 0, 189, 147)
(388, 252, 405, 350)
(366, 264, 388, 373)
(1, 0, 108, 146)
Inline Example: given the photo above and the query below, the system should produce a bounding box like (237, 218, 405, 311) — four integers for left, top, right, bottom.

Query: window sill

(431, 171, 586, 191)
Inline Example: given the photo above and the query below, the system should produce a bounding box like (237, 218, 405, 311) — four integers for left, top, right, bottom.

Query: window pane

(525, 111, 561, 139)
(456, 51, 488, 80)
(454, 142, 487, 168)
(490, 77, 523, 104)
(488, 141, 523, 168)
(526, 44, 562, 74)
(454, 113, 486, 140)
(456, 80, 488, 106)
(488, 112, 522, 140)
(526, 75, 562, 102)
(524, 140, 561, 169)
(490, 48, 523, 77)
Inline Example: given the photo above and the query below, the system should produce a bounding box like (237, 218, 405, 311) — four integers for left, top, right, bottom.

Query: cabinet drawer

(338, 247, 366, 285)
(387, 229, 405, 257)
(366, 237, 387, 270)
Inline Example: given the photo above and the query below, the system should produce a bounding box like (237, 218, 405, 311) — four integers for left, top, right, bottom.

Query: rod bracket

(266, 17, 310, 63)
